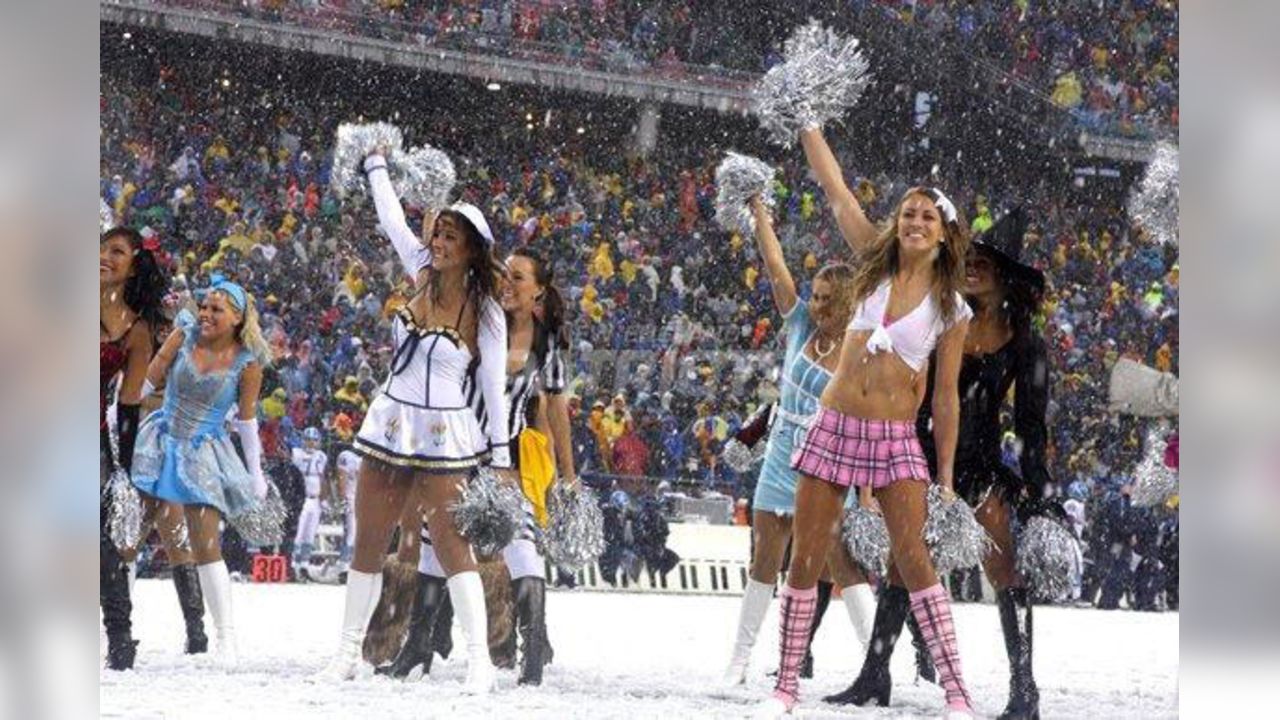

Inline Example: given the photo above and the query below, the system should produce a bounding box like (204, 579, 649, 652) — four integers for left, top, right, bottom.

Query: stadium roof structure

(101, 0, 756, 115)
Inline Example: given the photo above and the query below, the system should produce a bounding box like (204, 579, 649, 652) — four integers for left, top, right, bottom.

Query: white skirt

(354, 394, 488, 473)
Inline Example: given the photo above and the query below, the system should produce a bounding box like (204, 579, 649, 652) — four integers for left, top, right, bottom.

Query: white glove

(233, 417, 269, 501)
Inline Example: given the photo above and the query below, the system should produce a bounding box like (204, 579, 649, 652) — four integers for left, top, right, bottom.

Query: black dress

(917, 334, 1054, 507)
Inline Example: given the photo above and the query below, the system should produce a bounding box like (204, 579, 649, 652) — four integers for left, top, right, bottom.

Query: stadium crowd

(102, 22, 1177, 608)
(141, 0, 1177, 137)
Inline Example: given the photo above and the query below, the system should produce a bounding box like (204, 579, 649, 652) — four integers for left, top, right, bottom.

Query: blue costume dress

(131, 318, 260, 522)
(752, 302, 849, 515)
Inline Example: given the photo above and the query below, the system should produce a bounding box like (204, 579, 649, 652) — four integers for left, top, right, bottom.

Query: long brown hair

(812, 262, 856, 324)
(427, 209, 504, 333)
(849, 187, 970, 324)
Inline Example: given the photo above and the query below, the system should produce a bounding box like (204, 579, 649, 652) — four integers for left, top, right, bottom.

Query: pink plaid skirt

(791, 407, 931, 489)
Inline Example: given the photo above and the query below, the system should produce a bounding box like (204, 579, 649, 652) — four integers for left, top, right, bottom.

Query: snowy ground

(102, 579, 1177, 719)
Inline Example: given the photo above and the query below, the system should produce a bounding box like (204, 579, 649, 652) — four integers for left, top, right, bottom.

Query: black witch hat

(972, 206, 1046, 297)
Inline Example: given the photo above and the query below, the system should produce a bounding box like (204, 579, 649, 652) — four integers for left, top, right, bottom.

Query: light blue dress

(752, 302, 846, 515)
(131, 317, 259, 520)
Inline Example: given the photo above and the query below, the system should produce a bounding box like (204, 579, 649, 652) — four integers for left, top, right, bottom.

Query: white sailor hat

(448, 202, 495, 248)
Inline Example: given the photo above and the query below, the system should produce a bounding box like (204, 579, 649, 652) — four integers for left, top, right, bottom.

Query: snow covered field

(102, 579, 1177, 719)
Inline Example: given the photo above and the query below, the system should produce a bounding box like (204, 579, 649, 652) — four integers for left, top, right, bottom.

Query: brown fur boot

(361, 556, 420, 665)
(478, 555, 515, 668)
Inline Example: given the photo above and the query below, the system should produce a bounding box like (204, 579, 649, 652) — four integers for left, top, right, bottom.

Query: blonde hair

(849, 187, 970, 325)
(236, 292, 274, 367)
(209, 288, 274, 367)
(813, 262, 857, 324)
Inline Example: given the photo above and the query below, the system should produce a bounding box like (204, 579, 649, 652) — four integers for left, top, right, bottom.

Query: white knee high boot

(723, 578, 775, 687)
(196, 561, 237, 666)
(315, 569, 383, 681)
(447, 571, 495, 695)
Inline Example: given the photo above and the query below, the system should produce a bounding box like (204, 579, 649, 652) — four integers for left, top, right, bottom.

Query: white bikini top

(847, 279, 972, 372)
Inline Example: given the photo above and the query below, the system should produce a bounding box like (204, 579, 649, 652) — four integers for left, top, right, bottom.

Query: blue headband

(201, 274, 248, 312)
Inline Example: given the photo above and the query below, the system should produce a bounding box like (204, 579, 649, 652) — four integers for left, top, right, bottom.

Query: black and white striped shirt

(467, 324, 567, 453)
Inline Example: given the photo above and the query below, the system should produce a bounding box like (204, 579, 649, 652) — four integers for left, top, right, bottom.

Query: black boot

(513, 577, 548, 685)
(101, 502, 135, 670)
(802, 580, 833, 679)
(433, 593, 454, 660)
(997, 588, 1040, 720)
(171, 564, 208, 654)
(376, 573, 447, 678)
(907, 612, 937, 684)
(822, 584, 910, 706)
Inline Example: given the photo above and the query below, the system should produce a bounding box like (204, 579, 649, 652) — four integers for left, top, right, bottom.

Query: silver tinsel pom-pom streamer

(543, 483, 606, 573)
(103, 408, 143, 551)
(1127, 140, 1179, 246)
(391, 144, 456, 211)
(1130, 427, 1178, 508)
(714, 152, 777, 235)
(229, 481, 287, 547)
(1015, 516, 1083, 602)
(923, 485, 991, 574)
(752, 20, 872, 148)
(451, 467, 526, 557)
(842, 506, 891, 578)
(330, 121, 405, 197)
(721, 437, 766, 473)
(100, 197, 115, 233)
(106, 469, 144, 552)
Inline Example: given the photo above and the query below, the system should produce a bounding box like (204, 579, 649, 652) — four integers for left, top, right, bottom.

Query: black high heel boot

(101, 499, 136, 671)
(907, 613, 937, 684)
(513, 577, 548, 685)
(822, 584, 910, 706)
(997, 587, 1040, 720)
(802, 580, 833, 679)
(376, 573, 447, 678)
(172, 564, 208, 654)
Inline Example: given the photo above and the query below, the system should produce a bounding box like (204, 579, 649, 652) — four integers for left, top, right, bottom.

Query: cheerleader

(722, 199, 876, 686)
(757, 127, 974, 718)
(827, 209, 1055, 719)
(128, 274, 275, 665)
(316, 152, 511, 694)
(100, 226, 169, 669)
(380, 246, 574, 687)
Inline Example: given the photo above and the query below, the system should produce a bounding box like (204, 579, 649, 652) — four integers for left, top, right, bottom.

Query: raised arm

(363, 154, 432, 283)
(930, 318, 970, 494)
(476, 298, 512, 469)
(144, 328, 185, 393)
(799, 127, 878, 254)
(750, 196, 798, 316)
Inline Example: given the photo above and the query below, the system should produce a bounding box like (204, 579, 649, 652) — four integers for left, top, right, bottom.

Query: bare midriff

(818, 329, 929, 422)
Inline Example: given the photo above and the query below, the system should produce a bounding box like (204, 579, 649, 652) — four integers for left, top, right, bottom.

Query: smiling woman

(125, 272, 276, 669)
(753, 125, 975, 719)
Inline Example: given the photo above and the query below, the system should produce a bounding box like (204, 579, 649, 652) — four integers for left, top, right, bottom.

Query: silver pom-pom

(721, 437, 766, 473)
(106, 468, 144, 551)
(391, 144, 456, 211)
(923, 485, 991, 574)
(229, 481, 287, 547)
(842, 506, 891, 578)
(543, 483, 606, 573)
(100, 197, 115, 233)
(103, 408, 143, 550)
(714, 152, 777, 235)
(1016, 516, 1083, 602)
(451, 467, 526, 557)
(331, 121, 405, 197)
(1130, 427, 1178, 508)
(1127, 141, 1179, 246)
(753, 20, 872, 148)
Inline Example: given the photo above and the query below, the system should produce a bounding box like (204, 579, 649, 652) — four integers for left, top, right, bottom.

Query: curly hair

(812, 262, 857, 325)
(101, 226, 168, 332)
(849, 187, 970, 325)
